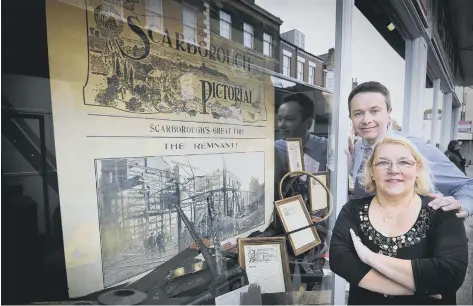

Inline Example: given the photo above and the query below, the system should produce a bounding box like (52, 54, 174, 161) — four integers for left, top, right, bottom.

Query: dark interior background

(2, 0, 69, 303)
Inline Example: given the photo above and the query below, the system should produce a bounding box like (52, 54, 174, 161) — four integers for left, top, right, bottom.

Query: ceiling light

(387, 23, 395, 31)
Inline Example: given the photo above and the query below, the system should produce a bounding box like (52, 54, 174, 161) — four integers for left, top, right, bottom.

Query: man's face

(350, 92, 391, 144)
(277, 101, 310, 139)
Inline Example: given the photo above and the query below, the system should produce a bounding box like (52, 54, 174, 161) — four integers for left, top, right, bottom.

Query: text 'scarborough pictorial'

(45, 0, 274, 297)
(84, 0, 267, 123)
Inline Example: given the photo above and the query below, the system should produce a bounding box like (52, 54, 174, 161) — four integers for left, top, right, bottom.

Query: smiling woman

(329, 136, 468, 305)
(363, 137, 434, 198)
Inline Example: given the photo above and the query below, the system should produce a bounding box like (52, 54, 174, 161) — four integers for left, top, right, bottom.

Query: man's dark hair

(348, 81, 392, 113)
(281, 92, 315, 121)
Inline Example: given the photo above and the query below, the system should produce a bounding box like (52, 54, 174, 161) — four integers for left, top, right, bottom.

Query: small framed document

(309, 171, 330, 212)
(285, 138, 304, 172)
(238, 237, 291, 294)
(275, 195, 321, 255)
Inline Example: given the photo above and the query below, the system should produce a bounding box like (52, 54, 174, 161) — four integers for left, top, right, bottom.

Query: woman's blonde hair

(363, 137, 434, 195)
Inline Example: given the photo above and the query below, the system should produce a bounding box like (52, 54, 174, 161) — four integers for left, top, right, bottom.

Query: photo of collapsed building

(95, 152, 265, 287)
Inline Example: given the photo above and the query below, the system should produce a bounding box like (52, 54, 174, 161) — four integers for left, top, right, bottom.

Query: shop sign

(458, 121, 472, 133)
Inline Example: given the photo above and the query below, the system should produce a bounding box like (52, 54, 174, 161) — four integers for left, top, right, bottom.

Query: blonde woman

(329, 137, 468, 305)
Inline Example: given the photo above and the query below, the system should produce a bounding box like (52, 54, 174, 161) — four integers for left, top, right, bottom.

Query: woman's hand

(350, 228, 374, 265)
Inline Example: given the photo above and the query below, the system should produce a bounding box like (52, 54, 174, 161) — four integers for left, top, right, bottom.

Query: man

(275, 92, 328, 178)
(156, 232, 165, 254)
(348, 81, 473, 218)
(147, 232, 156, 258)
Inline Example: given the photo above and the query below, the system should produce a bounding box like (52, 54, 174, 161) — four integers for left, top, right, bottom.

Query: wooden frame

(285, 137, 304, 172)
(309, 171, 330, 212)
(274, 195, 321, 256)
(238, 237, 291, 293)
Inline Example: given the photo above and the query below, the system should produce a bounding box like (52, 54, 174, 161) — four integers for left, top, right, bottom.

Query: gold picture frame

(309, 171, 330, 212)
(285, 138, 304, 172)
(274, 195, 321, 256)
(238, 237, 291, 294)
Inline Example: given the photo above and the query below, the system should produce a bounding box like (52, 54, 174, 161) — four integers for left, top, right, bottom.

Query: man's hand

(427, 193, 469, 219)
(350, 229, 374, 265)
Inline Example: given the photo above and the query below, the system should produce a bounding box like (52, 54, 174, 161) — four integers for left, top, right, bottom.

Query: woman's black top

(329, 195, 468, 305)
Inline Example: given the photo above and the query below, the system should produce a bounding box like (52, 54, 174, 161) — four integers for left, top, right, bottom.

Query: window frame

(263, 32, 272, 56)
(219, 10, 232, 39)
(182, 5, 197, 44)
(297, 60, 304, 81)
(308, 66, 315, 85)
(243, 22, 254, 49)
(283, 55, 291, 77)
(145, 0, 164, 34)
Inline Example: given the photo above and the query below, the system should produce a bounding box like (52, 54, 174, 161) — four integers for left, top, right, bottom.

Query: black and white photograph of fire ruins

(94, 152, 265, 287)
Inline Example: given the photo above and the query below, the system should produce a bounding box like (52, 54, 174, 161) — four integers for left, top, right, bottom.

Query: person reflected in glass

(275, 92, 328, 175)
(347, 81, 473, 219)
(330, 137, 468, 305)
(445, 140, 467, 175)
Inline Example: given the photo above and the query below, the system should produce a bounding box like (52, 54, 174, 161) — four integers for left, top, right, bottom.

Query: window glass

(297, 60, 304, 81)
(309, 66, 315, 85)
(182, 6, 196, 43)
(263, 32, 272, 56)
(283, 55, 291, 77)
(219, 10, 231, 39)
(145, 0, 163, 32)
(243, 22, 254, 48)
(3, 0, 338, 304)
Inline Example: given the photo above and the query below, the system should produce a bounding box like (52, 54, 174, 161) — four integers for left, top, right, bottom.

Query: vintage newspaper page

(46, 0, 275, 297)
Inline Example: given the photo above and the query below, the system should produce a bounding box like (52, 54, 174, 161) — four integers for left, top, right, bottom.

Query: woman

(445, 140, 467, 174)
(329, 137, 468, 305)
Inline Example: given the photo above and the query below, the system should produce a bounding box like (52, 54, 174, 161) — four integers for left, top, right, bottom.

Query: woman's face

(371, 143, 419, 198)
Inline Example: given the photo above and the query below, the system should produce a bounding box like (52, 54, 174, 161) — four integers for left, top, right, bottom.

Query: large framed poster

(46, 0, 275, 297)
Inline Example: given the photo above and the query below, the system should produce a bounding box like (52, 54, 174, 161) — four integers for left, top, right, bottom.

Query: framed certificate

(275, 195, 321, 255)
(285, 138, 304, 172)
(238, 237, 291, 294)
(309, 171, 330, 212)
